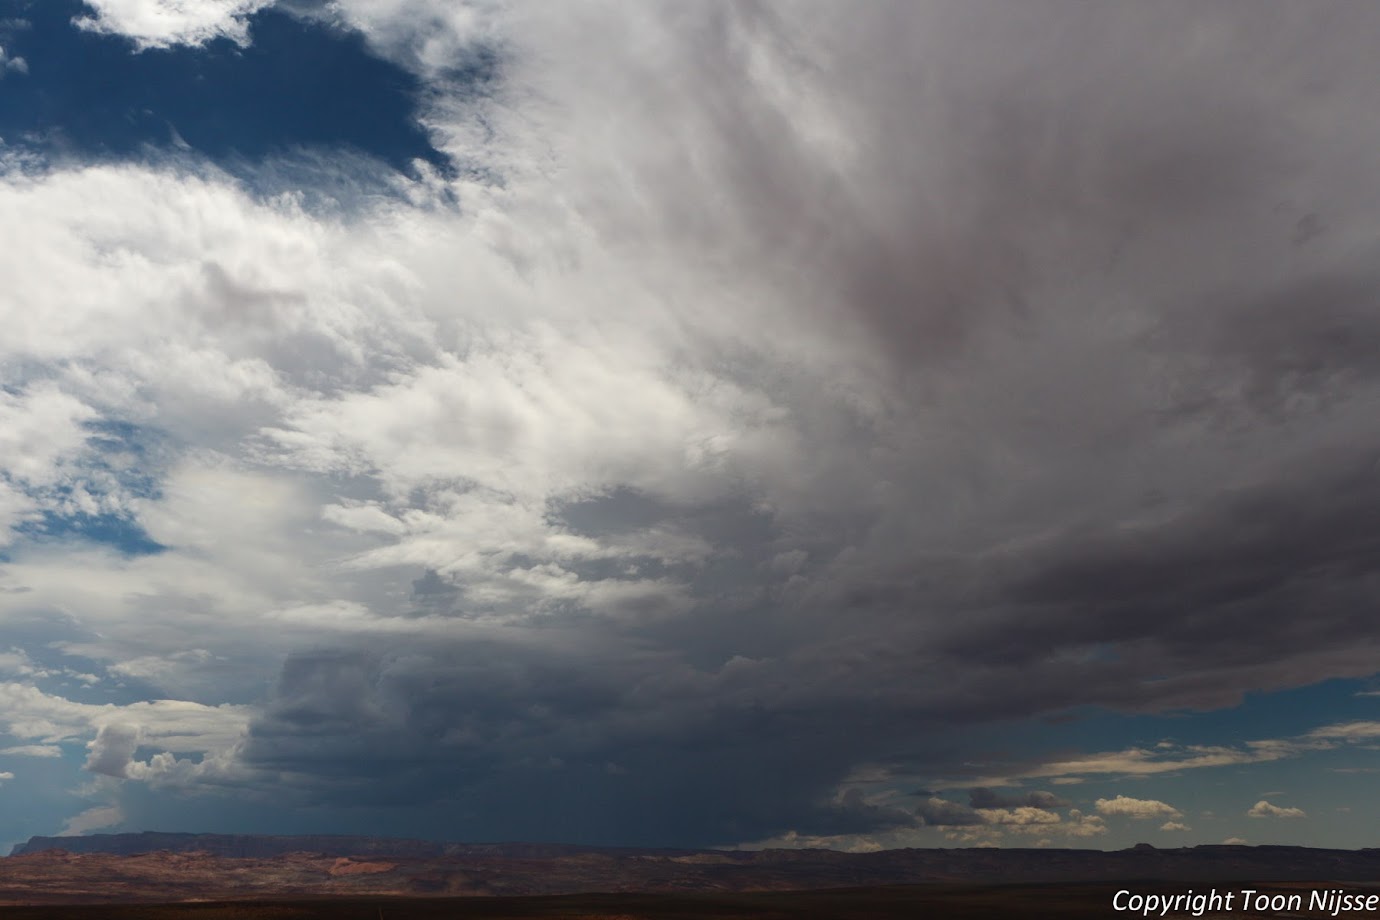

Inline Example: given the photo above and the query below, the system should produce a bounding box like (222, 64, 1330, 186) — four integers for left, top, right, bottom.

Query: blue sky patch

(0, 1, 449, 177)
(14, 509, 166, 557)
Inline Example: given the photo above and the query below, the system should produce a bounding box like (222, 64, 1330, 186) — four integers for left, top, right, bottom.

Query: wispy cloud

(1307, 721, 1380, 740)
(0, 744, 63, 758)
(931, 718, 1373, 789)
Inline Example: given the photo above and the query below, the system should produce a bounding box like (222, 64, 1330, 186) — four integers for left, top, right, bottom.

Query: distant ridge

(8, 832, 1380, 887)
(8, 832, 700, 860)
(9, 832, 447, 859)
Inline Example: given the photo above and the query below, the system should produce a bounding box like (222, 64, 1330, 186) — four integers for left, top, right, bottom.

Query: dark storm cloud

(526, 1, 1379, 836)
(1149, 271, 1380, 420)
(241, 640, 932, 844)
(235, 401, 1380, 842)
(943, 448, 1380, 715)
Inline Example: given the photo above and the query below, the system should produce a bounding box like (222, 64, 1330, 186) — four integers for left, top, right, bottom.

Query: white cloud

(312, 0, 504, 77)
(0, 44, 27, 75)
(1061, 813, 1110, 838)
(72, 0, 275, 49)
(1222, 837, 1248, 845)
(0, 744, 63, 758)
(1247, 800, 1306, 819)
(58, 805, 125, 837)
(943, 809, 1108, 846)
(1308, 721, 1380, 740)
(0, 771, 13, 784)
(932, 742, 1300, 789)
(0, 682, 250, 793)
(0, 648, 50, 678)
(1096, 795, 1183, 819)
(735, 829, 886, 853)
(977, 806, 1061, 826)
(1160, 821, 1191, 832)
(0, 385, 96, 484)
(935, 716, 1375, 789)
(0, 157, 765, 651)
(744, 805, 1106, 851)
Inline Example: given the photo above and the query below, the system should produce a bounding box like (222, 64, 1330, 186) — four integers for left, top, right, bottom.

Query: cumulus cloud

(0, 648, 49, 678)
(978, 806, 1061, 827)
(1060, 812, 1110, 839)
(72, 0, 275, 49)
(908, 795, 1066, 831)
(1247, 800, 1307, 819)
(84, 723, 142, 778)
(1160, 821, 1191, 832)
(968, 787, 1070, 810)
(940, 807, 1106, 847)
(0, 682, 250, 798)
(1096, 796, 1183, 820)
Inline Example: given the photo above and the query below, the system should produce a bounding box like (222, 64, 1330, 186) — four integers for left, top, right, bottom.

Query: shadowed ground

(0, 883, 1343, 920)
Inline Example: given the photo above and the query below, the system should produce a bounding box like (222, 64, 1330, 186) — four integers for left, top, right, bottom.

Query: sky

(0, 0, 1378, 854)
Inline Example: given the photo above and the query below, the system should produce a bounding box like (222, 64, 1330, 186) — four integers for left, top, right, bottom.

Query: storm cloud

(1, 0, 1378, 849)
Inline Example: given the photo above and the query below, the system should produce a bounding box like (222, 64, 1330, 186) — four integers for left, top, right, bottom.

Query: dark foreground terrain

(5, 882, 1373, 920)
(3, 835, 1378, 916)
(0, 883, 1346, 920)
(5, 834, 1380, 904)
